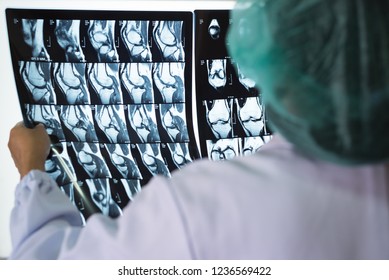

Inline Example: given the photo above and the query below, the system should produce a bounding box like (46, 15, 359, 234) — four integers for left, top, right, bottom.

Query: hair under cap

(227, 0, 389, 165)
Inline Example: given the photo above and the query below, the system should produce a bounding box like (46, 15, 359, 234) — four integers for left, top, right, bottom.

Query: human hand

(8, 122, 51, 179)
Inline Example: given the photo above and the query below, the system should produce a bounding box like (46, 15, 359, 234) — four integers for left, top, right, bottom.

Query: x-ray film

(6, 9, 198, 221)
(195, 10, 272, 159)
(6, 9, 272, 221)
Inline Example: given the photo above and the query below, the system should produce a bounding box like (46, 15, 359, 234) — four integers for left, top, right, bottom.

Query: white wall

(0, 0, 235, 258)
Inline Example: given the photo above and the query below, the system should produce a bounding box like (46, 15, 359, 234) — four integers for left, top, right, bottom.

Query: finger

(34, 123, 47, 132)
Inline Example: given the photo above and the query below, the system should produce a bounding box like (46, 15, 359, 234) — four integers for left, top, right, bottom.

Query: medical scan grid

(6, 8, 272, 221)
(195, 10, 272, 161)
(6, 9, 198, 220)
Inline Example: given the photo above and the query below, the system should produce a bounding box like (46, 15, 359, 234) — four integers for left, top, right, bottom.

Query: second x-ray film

(195, 10, 272, 161)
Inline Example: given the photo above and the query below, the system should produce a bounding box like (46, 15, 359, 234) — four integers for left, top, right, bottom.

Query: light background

(0, 0, 235, 258)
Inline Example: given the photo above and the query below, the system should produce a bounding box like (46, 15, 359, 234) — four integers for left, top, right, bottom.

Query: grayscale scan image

(153, 21, 185, 62)
(7, 9, 198, 221)
(120, 20, 152, 62)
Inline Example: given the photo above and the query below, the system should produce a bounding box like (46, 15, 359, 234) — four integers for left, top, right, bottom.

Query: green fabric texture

(227, 0, 389, 165)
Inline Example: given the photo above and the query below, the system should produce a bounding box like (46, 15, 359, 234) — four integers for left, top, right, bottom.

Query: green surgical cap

(227, 0, 389, 165)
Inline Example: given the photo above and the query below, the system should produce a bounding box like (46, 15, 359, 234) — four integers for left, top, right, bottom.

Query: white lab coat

(9, 136, 389, 259)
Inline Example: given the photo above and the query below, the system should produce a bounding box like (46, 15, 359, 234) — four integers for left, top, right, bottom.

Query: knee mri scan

(7, 9, 272, 220)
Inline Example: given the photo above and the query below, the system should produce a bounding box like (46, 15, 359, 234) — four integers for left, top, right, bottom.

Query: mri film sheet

(6, 9, 199, 220)
(194, 10, 272, 161)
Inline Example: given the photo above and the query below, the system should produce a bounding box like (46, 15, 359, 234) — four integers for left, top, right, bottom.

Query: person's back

(167, 137, 389, 259)
(7, 0, 389, 260)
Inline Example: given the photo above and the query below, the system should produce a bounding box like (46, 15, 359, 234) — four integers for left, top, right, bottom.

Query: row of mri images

(6, 9, 272, 221)
(17, 61, 188, 105)
(195, 10, 272, 161)
(9, 13, 188, 63)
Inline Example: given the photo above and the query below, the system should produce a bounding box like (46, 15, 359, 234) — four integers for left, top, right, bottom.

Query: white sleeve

(10, 170, 84, 259)
(9, 170, 193, 259)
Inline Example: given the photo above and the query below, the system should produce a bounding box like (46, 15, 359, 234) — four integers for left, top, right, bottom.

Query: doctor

(7, 0, 389, 259)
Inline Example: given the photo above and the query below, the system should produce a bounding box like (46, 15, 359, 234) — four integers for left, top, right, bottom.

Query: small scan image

(71, 142, 112, 180)
(45, 142, 76, 186)
(206, 138, 241, 161)
(94, 105, 130, 143)
(25, 104, 66, 141)
(120, 179, 142, 201)
(120, 20, 152, 62)
(159, 103, 189, 142)
(235, 96, 264, 137)
(194, 10, 231, 58)
(120, 63, 154, 104)
(197, 57, 260, 98)
(152, 21, 185, 62)
(241, 136, 269, 156)
(137, 143, 171, 178)
(53, 62, 91, 105)
(167, 142, 193, 169)
(54, 19, 86, 62)
(21, 19, 51, 60)
(60, 105, 98, 142)
(153, 62, 185, 103)
(87, 20, 119, 63)
(104, 143, 142, 179)
(205, 99, 234, 139)
(19, 61, 56, 105)
(128, 104, 160, 143)
(88, 63, 123, 105)
(236, 63, 257, 93)
(207, 59, 227, 92)
(85, 178, 122, 218)
(109, 179, 142, 209)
